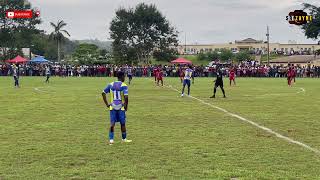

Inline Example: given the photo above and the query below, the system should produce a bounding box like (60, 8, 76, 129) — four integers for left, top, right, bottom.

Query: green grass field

(1, 76, 320, 179)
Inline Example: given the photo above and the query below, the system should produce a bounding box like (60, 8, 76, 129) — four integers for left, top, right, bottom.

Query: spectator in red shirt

(229, 68, 236, 86)
(157, 68, 164, 86)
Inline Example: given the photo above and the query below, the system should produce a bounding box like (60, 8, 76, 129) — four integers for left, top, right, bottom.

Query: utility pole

(29, 44, 34, 60)
(29, 47, 32, 60)
(184, 32, 187, 55)
(266, 26, 270, 65)
(312, 46, 315, 60)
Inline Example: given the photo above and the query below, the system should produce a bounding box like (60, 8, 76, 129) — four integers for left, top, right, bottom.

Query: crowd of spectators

(0, 62, 320, 78)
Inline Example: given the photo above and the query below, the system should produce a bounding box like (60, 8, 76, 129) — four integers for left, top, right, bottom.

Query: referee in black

(210, 68, 226, 98)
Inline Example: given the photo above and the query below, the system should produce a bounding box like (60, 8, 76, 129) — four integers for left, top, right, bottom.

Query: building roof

(243, 38, 257, 42)
(235, 38, 263, 44)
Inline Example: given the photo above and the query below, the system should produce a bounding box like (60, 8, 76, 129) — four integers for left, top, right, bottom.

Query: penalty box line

(34, 87, 48, 93)
(33, 86, 55, 93)
(162, 83, 319, 155)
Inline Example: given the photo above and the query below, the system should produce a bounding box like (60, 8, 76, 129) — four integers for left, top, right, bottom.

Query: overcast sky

(29, 0, 320, 44)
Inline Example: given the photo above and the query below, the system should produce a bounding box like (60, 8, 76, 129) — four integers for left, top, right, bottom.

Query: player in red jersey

(292, 65, 296, 83)
(153, 67, 159, 83)
(229, 68, 236, 86)
(143, 66, 148, 77)
(157, 67, 164, 86)
(287, 66, 293, 87)
(179, 67, 185, 83)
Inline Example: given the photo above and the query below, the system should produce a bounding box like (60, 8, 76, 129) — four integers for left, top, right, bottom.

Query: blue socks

(109, 131, 127, 140)
(109, 131, 114, 140)
(122, 132, 127, 139)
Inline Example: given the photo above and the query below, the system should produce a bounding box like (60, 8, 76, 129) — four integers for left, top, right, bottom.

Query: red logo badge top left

(6, 11, 15, 18)
(6, 10, 34, 19)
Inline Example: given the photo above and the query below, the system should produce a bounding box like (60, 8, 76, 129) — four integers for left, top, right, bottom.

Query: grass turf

(0, 76, 320, 179)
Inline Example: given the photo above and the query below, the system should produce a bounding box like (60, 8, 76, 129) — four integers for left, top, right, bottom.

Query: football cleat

(109, 139, 114, 145)
(122, 139, 132, 143)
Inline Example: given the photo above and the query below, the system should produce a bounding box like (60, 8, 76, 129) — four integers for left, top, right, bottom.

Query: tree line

(108, 2, 320, 64)
(1, 1, 319, 65)
(0, 0, 78, 62)
(109, 3, 179, 64)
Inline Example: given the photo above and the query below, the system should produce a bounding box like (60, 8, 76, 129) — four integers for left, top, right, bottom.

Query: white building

(176, 38, 320, 55)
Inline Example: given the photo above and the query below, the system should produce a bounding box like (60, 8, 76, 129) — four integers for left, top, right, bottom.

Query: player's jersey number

(185, 71, 192, 79)
(113, 90, 122, 101)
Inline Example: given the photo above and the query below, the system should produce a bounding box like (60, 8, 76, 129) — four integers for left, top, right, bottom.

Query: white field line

(162, 83, 319, 155)
(34, 87, 53, 93)
(244, 93, 282, 97)
(297, 88, 306, 94)
(34, 87, 47, 93)
(244, 87, 306, 97)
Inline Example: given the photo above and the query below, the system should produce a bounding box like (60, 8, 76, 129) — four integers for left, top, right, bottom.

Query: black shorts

(215, 83, 223, 88)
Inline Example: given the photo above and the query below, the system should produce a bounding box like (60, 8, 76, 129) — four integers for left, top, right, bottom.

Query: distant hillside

(74, 39, 112, 50)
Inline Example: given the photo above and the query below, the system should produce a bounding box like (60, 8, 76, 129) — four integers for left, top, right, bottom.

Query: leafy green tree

(153, 48, 178, 62)
(301, 3, 320, 40)
(7, 48, 23, 60)
(44, 43, 58, 60)
(64, 38, 78, 56)
(197, 50, 220, 61)
(50, 20, 71, 62)
(72, 43, 100, 64)
(219, 49, 233, 62)
(235, 51, 252, 62)
(197, 52, 207, 61)
(0, 0, 41, 60)
(29, 33, 58, 60)
(207, 51, 220, 61)
(99, 49, 108, 57)
(95, 49, 113, 64)
(30, 34, 47, 56)
(110, 3, 178, 64)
